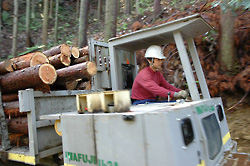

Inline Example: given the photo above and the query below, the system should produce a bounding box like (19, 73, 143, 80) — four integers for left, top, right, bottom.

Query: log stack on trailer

(0, 44, 95, 148)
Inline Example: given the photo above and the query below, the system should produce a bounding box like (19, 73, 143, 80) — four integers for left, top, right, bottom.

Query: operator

(131, 45, 188, 105)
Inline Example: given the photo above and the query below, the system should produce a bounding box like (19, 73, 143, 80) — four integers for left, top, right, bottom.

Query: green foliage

(17, 45, 45, 56)
(138, 0, 154, 14)
(2, 11, 12, 26)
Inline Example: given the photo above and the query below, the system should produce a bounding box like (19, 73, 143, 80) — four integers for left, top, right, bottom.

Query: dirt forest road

(223, 92, 250, 154)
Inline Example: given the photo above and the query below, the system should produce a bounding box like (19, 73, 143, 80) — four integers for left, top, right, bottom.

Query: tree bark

(11, 0, 19, 57)
(104, 0, 117, 42)
(219, 2, 237, 73)
(31, 0, 35, 18)
(3, 101, 19, 110)
(97, 0, 102, 21)
(4, 108, 26, 118)
(54, 0, 59, 44)
(0, 0, 3, 35)
(153, 0, 161, 18)
(49, 53, 71, 69)
(43, 44, 71, 57)
(55, 61, 96, 84)
(42, 0, 49, 51)
(79, 46, 89, 56)
(49, 0, 53, 18)
(26, 0, 33, 47)
(11, 52, 49, 70)
(7, 117, 28, 135)
(135, 0, 140, 15)
(78, 0, 89, 47)
(2, 93, 18, 102)
(124, 0, 131, 14)
(0, 64, 57, 94)
(0, 59, 15, 75)
(71, 55, 89, 65)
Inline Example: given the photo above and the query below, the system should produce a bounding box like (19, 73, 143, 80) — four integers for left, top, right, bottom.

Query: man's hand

(174, 90, 188, 99)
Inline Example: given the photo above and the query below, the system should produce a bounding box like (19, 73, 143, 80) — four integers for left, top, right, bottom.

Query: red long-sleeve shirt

(131, 66, 181, 100)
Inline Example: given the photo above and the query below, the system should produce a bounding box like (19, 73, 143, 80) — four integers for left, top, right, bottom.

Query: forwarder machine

(41, 14, 240, 166)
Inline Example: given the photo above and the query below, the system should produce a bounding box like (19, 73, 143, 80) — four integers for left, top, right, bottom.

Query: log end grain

(60, 44, 71, 57)
(30, 52, 49, 66)
(71, 46, 80, 58)
(87, 61, 97, 76)
(60, 54, 71, 66)
(4, 59, 15, 72)
(39, 64, 57, 84)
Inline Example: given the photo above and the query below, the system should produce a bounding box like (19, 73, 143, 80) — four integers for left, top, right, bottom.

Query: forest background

(0, 0, 250, 153)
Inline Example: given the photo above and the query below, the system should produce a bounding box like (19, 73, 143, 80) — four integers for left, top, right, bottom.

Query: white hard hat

(145, 45, 166, 59)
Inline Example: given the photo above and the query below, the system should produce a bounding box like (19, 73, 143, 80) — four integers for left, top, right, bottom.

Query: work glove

(174, 90, 188, 99)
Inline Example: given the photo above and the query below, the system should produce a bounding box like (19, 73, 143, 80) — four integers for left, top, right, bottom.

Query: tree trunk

(219, 2, 237, 73)
(42, 0, 49, 51)
(26, 0, 33, 47)
(104, 0, 117, 42)
(43, 44, 71, 57)
(49, 0, 53, 18)
(31, 0, 35, 18)
(153, 0, 161, 18)
(76, 0, 80, 19)
(0, 64, 57, 94)
(0, 59, 15, 75)
(11, 0, 19, 57)
(0, 0, 2, 35)
(135, 0, 140, 15)
(97, 0, 102, 21)
(49, 53, 71, 69)
(55, 61, 96, 84)
(124, 0, 131, 15)
(78, 0, 89, 47)
(54, 0, 59, 44)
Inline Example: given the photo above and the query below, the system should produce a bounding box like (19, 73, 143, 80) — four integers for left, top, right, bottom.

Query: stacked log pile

(0, 44, 94, 147)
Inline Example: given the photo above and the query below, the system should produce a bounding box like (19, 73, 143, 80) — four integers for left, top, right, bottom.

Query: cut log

(71, 55, 89, 65)
(0, 133, 29, 147)
(70, 46, 80, 59)
(55, 61, 97, 84)
(49, 53, 71, 69)
(79, 46, 89, 56)
(34, 83, 51, 93)
(3, 101, 19, 110)
(76, 81, 91, 90)
(0, 59, 15, 75)
(9, 133, 29, 147)
(7, 117, 28, 135)
(30, 52, 49, 66)
(4, 108, 27, 118)
(12, 52, 49, 70)
(43, 44, 71, 57)
(2, 93, 18, 102)
(0, 64, 57, 94)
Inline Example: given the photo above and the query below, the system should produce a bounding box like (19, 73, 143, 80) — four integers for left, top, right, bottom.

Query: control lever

(168, 92, 171, 102)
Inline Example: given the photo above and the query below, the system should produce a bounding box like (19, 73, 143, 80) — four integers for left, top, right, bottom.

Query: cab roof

(108, 14, 213, 51)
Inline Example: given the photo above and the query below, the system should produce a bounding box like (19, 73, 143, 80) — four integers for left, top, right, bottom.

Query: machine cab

(87, 14, 237, 166)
